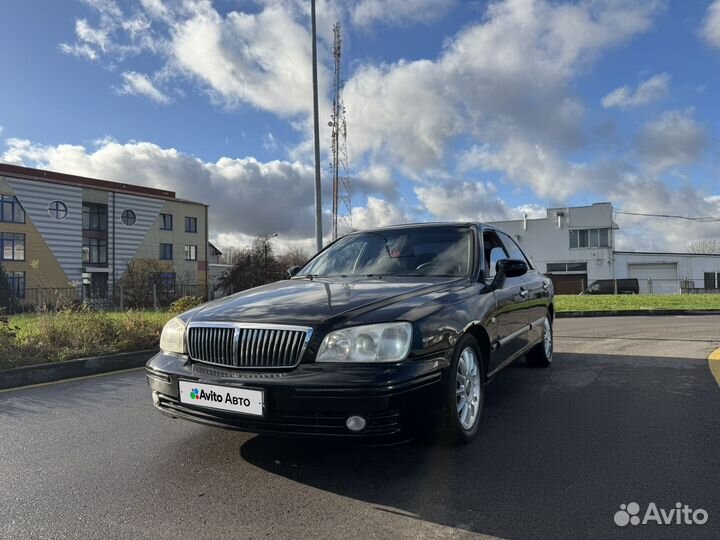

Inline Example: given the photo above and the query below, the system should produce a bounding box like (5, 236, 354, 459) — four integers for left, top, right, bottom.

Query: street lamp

(311, 0, 323, 253)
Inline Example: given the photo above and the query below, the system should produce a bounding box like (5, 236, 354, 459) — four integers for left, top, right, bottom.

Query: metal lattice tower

(329, 22, 352, 241)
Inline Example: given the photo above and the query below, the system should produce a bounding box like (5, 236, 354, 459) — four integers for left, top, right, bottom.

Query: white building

(489, 202, 720, 294)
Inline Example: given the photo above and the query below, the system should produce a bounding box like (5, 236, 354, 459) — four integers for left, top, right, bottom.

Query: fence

(639, 279, 720, 295)
(2, 288, 81, 313)
(2, 284, 210, 313)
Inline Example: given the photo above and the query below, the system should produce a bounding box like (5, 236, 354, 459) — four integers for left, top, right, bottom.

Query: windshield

(297, 227, 473, 278)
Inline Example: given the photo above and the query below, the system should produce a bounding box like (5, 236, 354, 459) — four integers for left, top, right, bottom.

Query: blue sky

(1, 0, 720, 252)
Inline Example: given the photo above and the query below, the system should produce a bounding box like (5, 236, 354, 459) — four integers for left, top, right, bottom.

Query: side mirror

(493, 259, 528, 288)
(287, 266, 301, 277)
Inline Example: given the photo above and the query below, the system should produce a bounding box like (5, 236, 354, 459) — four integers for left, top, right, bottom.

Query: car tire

(442, 334, 485, 444)
(526, 315, 553, 368)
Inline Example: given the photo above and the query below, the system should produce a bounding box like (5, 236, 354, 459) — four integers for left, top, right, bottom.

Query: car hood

(188, 276, 465, 325)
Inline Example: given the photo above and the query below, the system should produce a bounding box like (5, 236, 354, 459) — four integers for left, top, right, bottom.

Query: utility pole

(311, 0, 323, 252)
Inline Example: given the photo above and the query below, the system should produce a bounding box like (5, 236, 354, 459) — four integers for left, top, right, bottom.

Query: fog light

(151, 391, 160, 406)
(345, 415, 367, 432)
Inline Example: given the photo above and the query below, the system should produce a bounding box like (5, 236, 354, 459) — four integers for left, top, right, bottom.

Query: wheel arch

(463, 324, 491, 377)
(548, 302, 555, 322)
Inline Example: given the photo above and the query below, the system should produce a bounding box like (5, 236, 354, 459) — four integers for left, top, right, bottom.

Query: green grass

(556, 294, 720, 312)
(1, 310, 174, 371)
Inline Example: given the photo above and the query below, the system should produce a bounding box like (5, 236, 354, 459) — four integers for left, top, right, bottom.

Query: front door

(483, 230, 531, 374)
(496, 230, 548, 327)
(84, 273, 108, 301)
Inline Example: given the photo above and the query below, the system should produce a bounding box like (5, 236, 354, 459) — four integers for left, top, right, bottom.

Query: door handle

(519, 287, 528, 298)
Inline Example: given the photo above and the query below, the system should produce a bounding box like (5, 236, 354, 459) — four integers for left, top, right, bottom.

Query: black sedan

(146, 223, 554, 443)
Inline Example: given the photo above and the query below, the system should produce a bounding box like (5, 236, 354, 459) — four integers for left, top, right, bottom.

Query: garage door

(547, 274, 587, 295)
(628, 263, 678, 294)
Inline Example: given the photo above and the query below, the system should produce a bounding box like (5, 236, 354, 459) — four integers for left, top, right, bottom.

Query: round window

(121, 209, 136, 226)
(48, 200, 68, 220)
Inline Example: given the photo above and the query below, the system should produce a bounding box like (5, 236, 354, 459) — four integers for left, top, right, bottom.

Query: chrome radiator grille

(187, 324, 312, 369)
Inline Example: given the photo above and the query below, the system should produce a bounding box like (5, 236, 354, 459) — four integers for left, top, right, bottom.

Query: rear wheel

(526, 315, 553, 368)
(442, 335, 484, 444)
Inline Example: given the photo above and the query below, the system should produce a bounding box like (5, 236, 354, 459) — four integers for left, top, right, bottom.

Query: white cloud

(350, 197, 409, 230)
(415, 180, 550, 222)
(460, 139, 622, 201)
(610, 176, 720, 252)
(262, 132, 278, 151)
(59, 0, 159, 62)
(701, 0, 720, 49)
(350, 0, 456, 28)
(117, 71, 171, 104)
(635, 109, 707, 173)
(343, 0, 661, 173)
(2, 137, 317, 240)
(601, 72, 670, 109)
(0, 136, 408, 245)
(415, 181, 510, 222)
(169, 2, 322, 116)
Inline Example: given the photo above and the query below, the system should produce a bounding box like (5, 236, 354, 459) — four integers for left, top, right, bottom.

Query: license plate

(179, 381, 264, 417)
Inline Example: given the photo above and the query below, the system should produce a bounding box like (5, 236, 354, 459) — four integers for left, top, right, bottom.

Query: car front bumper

(146, 351, 452, 440)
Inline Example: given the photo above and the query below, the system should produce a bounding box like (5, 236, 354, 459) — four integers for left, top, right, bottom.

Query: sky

(1, 0, 720, 254)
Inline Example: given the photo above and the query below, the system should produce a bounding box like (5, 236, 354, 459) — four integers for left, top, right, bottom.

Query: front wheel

(442, 335, 485, 444)
(526, 316, 553, 368)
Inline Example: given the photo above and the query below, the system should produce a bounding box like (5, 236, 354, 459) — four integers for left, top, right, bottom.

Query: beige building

(0, 163, 208, 304)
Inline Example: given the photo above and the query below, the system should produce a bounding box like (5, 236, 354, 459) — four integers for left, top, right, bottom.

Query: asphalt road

(1, 316, 719, 540)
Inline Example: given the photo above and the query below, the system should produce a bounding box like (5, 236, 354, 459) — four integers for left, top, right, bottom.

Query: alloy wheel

(456, 347, 482, 430)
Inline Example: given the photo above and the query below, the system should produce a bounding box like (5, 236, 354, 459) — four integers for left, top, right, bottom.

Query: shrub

(1, 310, 173, 370)
(0, 316, 23, 369)
(169, 295, 205, 315)
(114, 311, 165, 351)
(0, 264, 11, 310)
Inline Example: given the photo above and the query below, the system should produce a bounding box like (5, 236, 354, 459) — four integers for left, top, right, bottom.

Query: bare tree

(120, 259, 169, 308)
(688, 239, 720, 254)
(278, 246, 310, 268)
(216, 237, 287, 295)
(219, 246, 242, 265)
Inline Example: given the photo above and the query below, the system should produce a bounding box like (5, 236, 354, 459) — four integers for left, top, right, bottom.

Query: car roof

(349, 222, 505, 234)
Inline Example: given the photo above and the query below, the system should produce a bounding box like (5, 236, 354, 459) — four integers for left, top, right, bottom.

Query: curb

(0, 349, 158, 391)
(557, 310, 720, 318)
(709, 347, 720, 389)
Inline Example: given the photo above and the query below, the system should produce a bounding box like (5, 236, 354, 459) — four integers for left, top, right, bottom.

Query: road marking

(0, 367, 144, 394)
(709, 347, 720, 389)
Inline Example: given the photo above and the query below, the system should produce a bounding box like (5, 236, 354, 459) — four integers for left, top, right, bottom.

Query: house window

(0, 195, 25, 223)
(48, 200, 68, 220)
(569, 228, 611, 249)
(7, 271, 25, 298)
(0, 233, 25, 261)
(185, 216, 197, 233)
(546, 262, 588, 272)
(121, 209, 136, 227)
(184, 245, 197, 261)
(160, 243, 173, 260)
(160, 213, 173, 230)
(82, 238, 108, 265)
(705, 272, 718, 290)
(82, 204, 108, 231)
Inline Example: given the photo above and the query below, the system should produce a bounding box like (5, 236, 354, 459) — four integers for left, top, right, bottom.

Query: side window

(482, 230, 508, 278)
(497, 231, 532, 269)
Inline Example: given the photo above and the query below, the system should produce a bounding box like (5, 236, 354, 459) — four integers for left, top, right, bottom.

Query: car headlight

(160, 317, 186, 354)
(316, 322, 412, 363)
